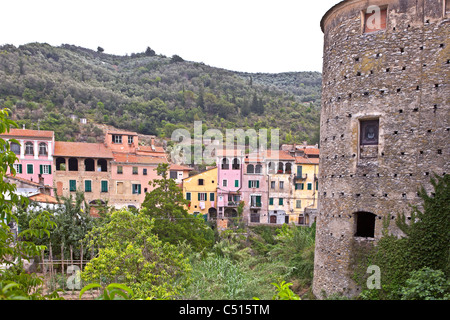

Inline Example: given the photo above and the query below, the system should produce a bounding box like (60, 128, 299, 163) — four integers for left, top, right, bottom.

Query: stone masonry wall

(313, 0, 449, 298)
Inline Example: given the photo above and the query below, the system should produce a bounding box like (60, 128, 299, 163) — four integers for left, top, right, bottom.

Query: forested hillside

(0, 43, 321, 144)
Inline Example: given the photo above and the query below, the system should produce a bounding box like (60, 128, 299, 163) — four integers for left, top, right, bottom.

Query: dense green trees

(0, 43, 321, 144)
(141, 163, 215, 252)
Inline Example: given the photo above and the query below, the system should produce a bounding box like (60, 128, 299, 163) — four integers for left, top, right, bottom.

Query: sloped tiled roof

(54, 141, 114, 158)
(295, 156, 320, 165)
(1, 128, 54, 138)
(169, 164, 193, 171)
(29, 193, 59, 204)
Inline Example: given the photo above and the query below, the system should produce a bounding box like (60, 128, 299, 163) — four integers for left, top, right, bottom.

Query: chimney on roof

(38, 174, 44, 186)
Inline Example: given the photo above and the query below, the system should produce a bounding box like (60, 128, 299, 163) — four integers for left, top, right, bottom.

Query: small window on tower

(363, 5, 387, 33)
(360, 119, 379, 146)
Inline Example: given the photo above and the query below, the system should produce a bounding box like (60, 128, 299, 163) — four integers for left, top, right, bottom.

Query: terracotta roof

(113, 153, 167, 164)
(300, 147, 320, 155)
(136, 145, 166, 154)
(182, 167, 217, 180)
(295, 156, 320, 165)
(169, 164, 193, 171)
(264, 150, 295, 161)
(106, 130, 138, 136)
(29, 193, 59, 204)
(5, 174, 49, 187)
(54, 141, 114, 158)
(1, 128, 54, 139)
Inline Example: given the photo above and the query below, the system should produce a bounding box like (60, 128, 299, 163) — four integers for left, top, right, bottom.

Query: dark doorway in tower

(354, 211, 376, 238)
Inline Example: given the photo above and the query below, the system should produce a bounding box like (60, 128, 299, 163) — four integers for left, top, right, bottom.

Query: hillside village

(0, 127, 319, 226)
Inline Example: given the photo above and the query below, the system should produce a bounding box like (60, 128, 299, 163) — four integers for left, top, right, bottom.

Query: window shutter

(307, 183, 312, 190)
(198, 193, 201, 201)
(279, 198, 283, 205)
(297, 166, 302, 177)
(210, 193, 214, 201)
(256, 181, 260, 188)
(235, 180, 239, 187)
(138, 184, 141, 194)
(248, 181, 251, 188)
(101, 180, 108, 192)
(186, 193, 191, 201)
(18, 164, 22, 174)
(85, 180, 91, 192)
(69, 180, 76, 191)
(301, 183, 304, 190)
(269, 198, 273, 205)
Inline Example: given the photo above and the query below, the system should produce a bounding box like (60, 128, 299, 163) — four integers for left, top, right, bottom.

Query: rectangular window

(248, 180, 259, 188)
(170, 171, 178, 179)
(186, 192, 191, 201)
(209, 193, 215, 201)
(222, 179, 227, 187)
(279, 181, 284, 189)
(13, 164, 22, 174)
(316, 181, 319, 191)
(300, 183, 304, 190)
(132, 184, 141, 194)
(307, 183, 312, 190)
(269, 198, 274, 205)
(279, 198, 284, 206)
(198, 193, 207, 201)
(360, 119, 379, 145)
(101, 180, 108, 193)
(112, 135, 122, 144)
(297, 165, 303, 177)
(27, 164, 33, 174)
(69, 180, 76, 192)
(40, 165, 51, 174)
(234, 180, 239, 187)
(85, 180, 92, 192)
(132, 167, 138, 175)
(143, 168, 147, 175)
(296, 200, 301, 208)
(128, 136, 134, 144)
(363, 6, 387, 33)
(117, 166, 123, 174)
(271, 181, 275, 189)
(198, 178, 204, 185)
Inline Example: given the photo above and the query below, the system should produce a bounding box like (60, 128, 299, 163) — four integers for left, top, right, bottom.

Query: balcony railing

(295, 173, 308, 180)
(227, 201, 239, 207)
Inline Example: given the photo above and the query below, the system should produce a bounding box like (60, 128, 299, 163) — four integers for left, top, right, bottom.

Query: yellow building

(292, 154, 319, 225)
(182, 167, 218, 220)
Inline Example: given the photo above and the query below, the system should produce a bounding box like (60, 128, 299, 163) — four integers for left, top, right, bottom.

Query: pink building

(1, 129, 55, 195)
(216, 149, 244, 219)
(241, 153, 269, 224)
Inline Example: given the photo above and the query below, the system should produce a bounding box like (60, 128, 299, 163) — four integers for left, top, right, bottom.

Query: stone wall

(313, 0, 449, 298)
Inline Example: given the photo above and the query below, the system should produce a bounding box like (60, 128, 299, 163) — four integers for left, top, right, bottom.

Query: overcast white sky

(1, 0, 341, 73)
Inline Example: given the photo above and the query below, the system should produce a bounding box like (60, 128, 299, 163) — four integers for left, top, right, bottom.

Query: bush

(399, 267, 449, 300)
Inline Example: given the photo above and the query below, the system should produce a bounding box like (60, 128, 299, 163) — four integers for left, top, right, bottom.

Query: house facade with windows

(293, 155, 319, 225)
(266, 150, 296, 224)
(216, 149, 245, 219)
(1, 129, 55, 194)
(53, 141, 114, 206)
(182, 167, 217, 219)
(241, 153, 269, 224)
(105, 131, 168, 209)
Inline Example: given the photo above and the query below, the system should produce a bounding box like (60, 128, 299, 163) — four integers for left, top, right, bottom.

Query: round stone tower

(313, 0, 449, 298)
